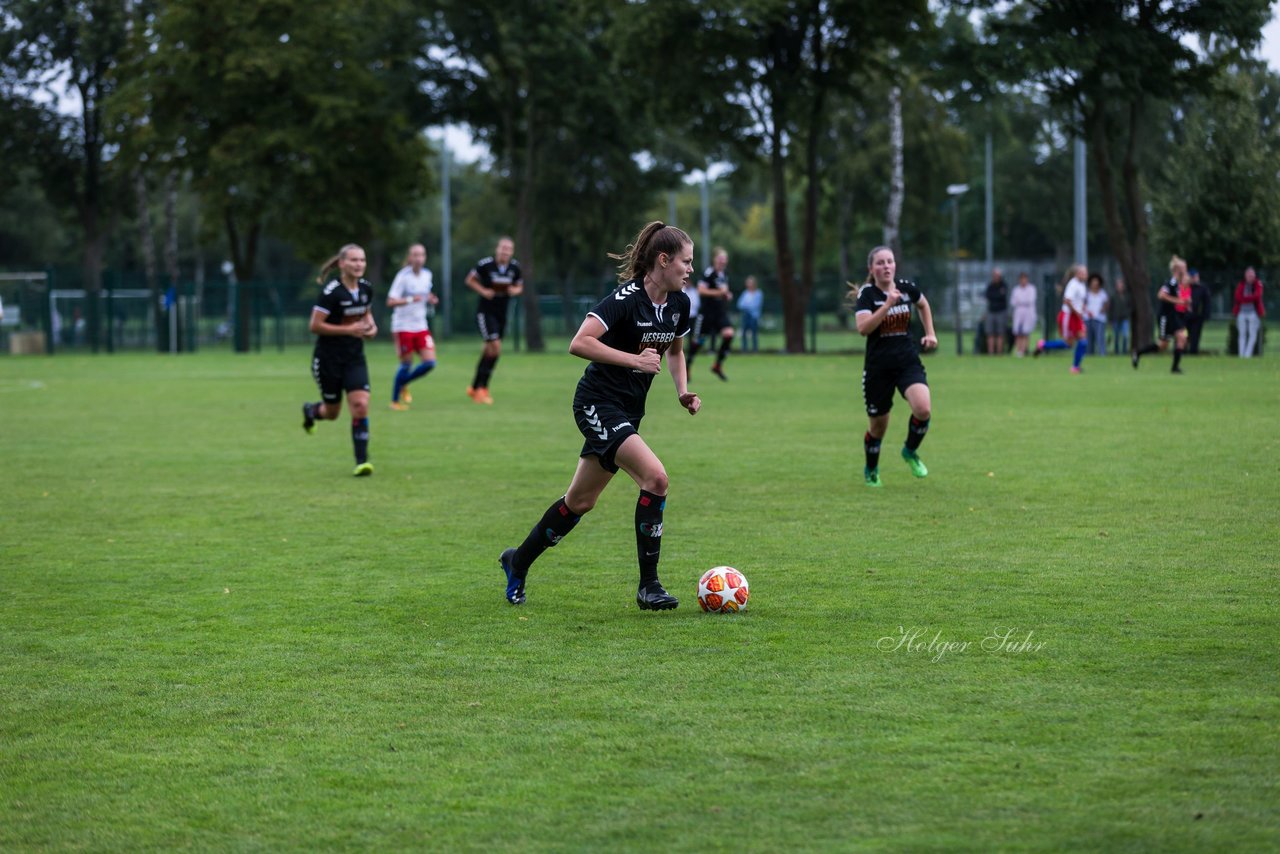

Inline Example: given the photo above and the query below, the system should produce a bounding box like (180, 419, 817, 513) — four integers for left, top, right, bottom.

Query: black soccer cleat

(636, 582, 679, 611)
(302, 402, 316, 434)
(711, 363, 728, 382)
(500, 548, 525, 605)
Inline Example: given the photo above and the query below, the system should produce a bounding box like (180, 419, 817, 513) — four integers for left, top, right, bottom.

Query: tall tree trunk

(799, 101, 825, 353)
(164, 170, 181, 351)
(134, 166, 162, 350)
(164, 170, 179, 286)
(884, 83, 905, 258)
(79, 80, 105, 352)
(517, 100, 544, 352)
(225, 209, 260, 353)
(770, 122, 802, 352)
(1089, 102, 1152, 347)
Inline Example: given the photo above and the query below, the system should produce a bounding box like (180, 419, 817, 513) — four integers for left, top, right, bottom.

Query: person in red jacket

(1233, 267, 1265, 358)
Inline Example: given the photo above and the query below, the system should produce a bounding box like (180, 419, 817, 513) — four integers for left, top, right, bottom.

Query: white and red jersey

(388, 266, 433, 333)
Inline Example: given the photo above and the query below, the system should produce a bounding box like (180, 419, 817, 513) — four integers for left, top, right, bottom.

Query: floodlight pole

(700, 169, 711, 270)
(947, 184, 970, 356)
(441, 142, 452, 337)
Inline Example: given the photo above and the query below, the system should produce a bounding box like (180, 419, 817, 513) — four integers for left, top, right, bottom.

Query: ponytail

(608, 221, 691, 283)
(317, 243, 362, 284)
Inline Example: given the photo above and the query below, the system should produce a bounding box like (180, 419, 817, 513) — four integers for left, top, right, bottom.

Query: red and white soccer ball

(698, 566, 749, 613)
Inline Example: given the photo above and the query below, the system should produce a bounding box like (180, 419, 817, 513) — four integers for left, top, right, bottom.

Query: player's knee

(914, 405, 931, 421)
(643, 469, 669, 496)
(350, 401, 369, 419)
(565, 492, 597, 515)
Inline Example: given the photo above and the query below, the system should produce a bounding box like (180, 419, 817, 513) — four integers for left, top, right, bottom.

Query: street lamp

(947, 184, 970, 356)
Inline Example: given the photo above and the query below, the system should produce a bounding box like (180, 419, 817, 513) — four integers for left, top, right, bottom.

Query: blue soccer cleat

(500, 547, 525, 605)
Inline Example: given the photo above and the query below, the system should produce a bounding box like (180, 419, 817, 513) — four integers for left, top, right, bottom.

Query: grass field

(2, 334, 1278, 851)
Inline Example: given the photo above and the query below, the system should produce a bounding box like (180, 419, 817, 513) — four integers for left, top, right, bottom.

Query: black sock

(513, 496, 582, 578)
(473, 355, 497, 389)
(1139, 343, 1159, 356)
(635, 489, 665, 587)
(1173, 347, 1183, 370)
(686, 338, 700, 369)
(306, 402, 321, 421)
(906, 416, 930, 452)
(716, 336, 732, 363)
(864, 431, 881, 470)
(352, 417, 369, 463)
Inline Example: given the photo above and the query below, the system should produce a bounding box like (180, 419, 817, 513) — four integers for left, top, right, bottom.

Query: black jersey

(1159, 278, 1182, 317)
(471, 256, 523, 316)
(313, 278, 374, 359)
(698, 265, 730, 319)
(854, 278, 924, 363)
(575, 280, 692, 414)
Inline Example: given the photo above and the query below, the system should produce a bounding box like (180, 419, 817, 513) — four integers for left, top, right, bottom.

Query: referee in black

(852, 245, 938, 487)
(465, 236, 524, 404)
(499, 221, 701, 611)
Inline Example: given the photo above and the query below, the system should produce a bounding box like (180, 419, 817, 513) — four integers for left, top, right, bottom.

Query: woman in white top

(386, 243, 439, 409)
(1009, 272, 1038, 356)
(1084, 273, 1110, 356)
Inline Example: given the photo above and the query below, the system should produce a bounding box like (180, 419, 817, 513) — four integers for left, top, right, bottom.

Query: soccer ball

(697, 566, 749, 613)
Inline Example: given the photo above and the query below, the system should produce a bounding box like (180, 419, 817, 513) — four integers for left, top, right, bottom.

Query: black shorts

(699, 304, 730, 333)
(1158, 312, 1186, 340)
(573, 398, 642, 473)
(862, 358, 927, 417)
(312, 351, 370, 404)
(477, 311, 507, 341)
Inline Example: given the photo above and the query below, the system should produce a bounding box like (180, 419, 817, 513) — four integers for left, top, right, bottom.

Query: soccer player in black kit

(853, 245, 938, 487)
(300, 243, 379, 476)
(694, 248, 734, 380)
(499, 222, 701, 610)
(465, 236, 524, 404)
(1133, 254, 1190, 373)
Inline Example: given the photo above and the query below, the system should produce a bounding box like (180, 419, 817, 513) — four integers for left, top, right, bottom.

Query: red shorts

(1057, 310, 1084, 340)
(396, 330, 433, 358)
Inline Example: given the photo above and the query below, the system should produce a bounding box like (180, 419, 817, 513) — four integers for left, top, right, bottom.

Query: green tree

(111, 0, 434, 350)
(1150, 61, 1280, 269)
(434, 0, 657, 351)
(615, 0, 931, 352)
(982, 0, 1271, 345)
(1, 0, 131, 349)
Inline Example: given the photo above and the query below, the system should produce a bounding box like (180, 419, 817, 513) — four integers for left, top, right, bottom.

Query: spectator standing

(983, 268, 1009, 355)
(1110, 277, 1132, 355)
(1084, 273, 1109, 356)
(1009, 272, 1037, 357)
(1233, 267, 1265, 358)
(737, 276, 763, 352)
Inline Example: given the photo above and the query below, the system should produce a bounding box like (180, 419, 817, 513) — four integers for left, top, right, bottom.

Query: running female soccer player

(499, 221, 700, 610)
(386, 243, 439, 410)
(1034, 263, 1089, 373)
(696, 247, 734, 380)
(1133, 255, 1191, 373)
(301, 244, 378, 476)
(852, 245, 938, 487)
(465, 236, 523, 404)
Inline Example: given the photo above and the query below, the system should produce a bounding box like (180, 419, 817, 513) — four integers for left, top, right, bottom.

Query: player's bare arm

(855, 287, 901, 336)
(569, 316, 661, 373)
(466, 271, 496, 300)
(309, 308, 366, 337)
(666, 336, 700, 414)
(918, 296, 938, 350)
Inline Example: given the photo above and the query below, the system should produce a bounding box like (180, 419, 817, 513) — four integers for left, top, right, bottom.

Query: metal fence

(3, 262, 1273, 356)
